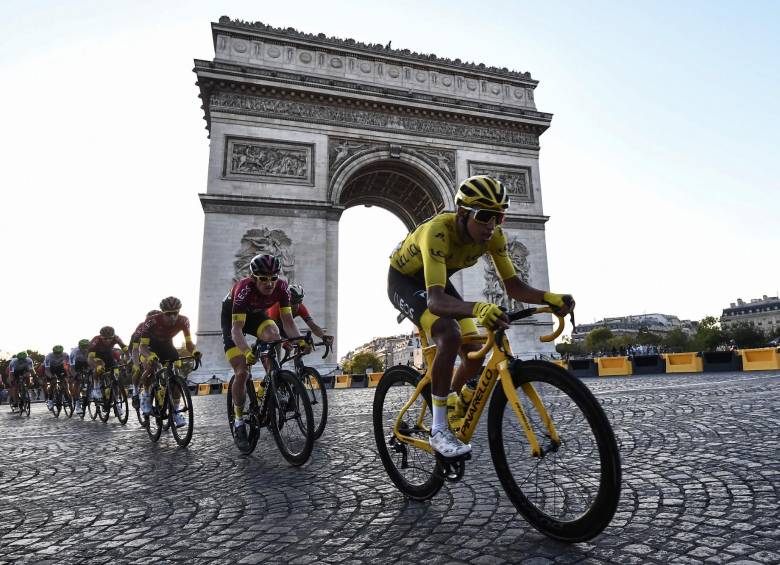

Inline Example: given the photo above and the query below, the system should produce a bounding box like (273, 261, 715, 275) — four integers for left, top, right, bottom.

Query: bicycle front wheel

(372, 365, 443, 501)
(488, 360, 622, 543)
(146, 387, 164, 442)
(269, 370, 314, 466)
(169, 376, 194, 447)
(113, 383, 128, 425)
(63, 388, 74, 418)
(51, 388, 62, 418)
(301, 367, 328, 439)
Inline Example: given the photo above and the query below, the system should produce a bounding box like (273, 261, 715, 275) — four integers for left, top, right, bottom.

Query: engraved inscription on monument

(468, 162, 534, 203)
(224, 136, 314, 185)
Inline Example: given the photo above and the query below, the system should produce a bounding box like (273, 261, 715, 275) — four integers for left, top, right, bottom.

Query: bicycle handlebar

(466, 306, 569, 360)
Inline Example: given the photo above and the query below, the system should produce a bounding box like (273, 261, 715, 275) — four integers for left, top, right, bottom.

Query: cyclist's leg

(130, 342, 142, 398)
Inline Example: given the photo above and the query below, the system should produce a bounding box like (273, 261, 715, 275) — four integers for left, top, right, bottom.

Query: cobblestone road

(1, 371, 778, 564)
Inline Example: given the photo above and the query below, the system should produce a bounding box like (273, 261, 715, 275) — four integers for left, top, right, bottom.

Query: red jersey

(89, 335, 125, 355)
(140, 313, 192, 342)
(267, 302, 311, 322)
(227, 277, 290, 317)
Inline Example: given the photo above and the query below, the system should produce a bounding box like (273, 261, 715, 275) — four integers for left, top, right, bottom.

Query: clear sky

(1, 1, 778, 359)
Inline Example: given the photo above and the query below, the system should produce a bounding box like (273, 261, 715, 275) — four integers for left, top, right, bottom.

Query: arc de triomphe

(194, 17, 555, 373)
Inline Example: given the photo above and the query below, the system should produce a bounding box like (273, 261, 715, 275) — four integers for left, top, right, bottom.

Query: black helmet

(289, 284, 304, 304)
(100, 326, 115, 338)
(160, 296, 182, 312)
(146, 309, 162, 317)
(249, 254, 281, 276)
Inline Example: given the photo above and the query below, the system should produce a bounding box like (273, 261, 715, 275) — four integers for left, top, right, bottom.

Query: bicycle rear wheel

(488, 360, 622, 543)
(51, 388, 62, 418)
(169, 376, 194, 447)
(269, 370, 314, 466)
(87, 397, 99, 420)
(372, 365, 443, 501)
(301, 367, 328, 439)
(20, 387, 31, 417)
(113, 383, 129, 425)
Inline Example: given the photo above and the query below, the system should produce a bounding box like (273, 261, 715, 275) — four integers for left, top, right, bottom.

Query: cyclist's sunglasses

(254, 274, 279, 283)
(463, 206, 505, 225)
(163, 310, 180, 317)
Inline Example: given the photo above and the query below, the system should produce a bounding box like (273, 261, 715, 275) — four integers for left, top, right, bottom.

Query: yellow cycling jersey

(389, 212, 517, 288)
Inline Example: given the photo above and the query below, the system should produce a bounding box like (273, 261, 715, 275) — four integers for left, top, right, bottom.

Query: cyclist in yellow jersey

(388, 175, 575, 458)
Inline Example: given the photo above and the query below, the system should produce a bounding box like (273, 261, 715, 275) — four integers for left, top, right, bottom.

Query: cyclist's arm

(427, 286, 491, 320)
(181, 318, 195, 353)
(279, 309, 302, 340)
(302, 317, 326, 339)
(503, 276, 547, 305)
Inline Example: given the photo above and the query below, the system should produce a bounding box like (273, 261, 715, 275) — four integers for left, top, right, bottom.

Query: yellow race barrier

(597, 356, 632, 377)
(222, 382, 229, 394)
(550, 360, 568, 370)
(664, 352, 703, 373)
(367, 372, 383, 387)
(197, 384, 211, 396)
(739, 348, 780, 371)
(334, 375, 352, 389)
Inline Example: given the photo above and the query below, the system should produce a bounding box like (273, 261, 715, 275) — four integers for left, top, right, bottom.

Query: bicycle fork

(499, 360, 561, 458)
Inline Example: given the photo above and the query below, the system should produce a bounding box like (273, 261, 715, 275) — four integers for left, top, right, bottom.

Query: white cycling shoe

(429, 428, 472, 458)
(173, 412, 186, 428)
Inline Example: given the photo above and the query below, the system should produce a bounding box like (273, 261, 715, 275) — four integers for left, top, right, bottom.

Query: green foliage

(691, 316, 726, 352)
(726, 323, 767, 349)
(555, 336, 585, 356)
(585, 327, 613, 352)
(662, 328, 690, 351)
(347, 351, 384, 375)
(636, 326, 662, 346)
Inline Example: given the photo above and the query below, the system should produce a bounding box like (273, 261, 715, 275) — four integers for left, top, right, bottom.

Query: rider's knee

(432, 319, 462, 354)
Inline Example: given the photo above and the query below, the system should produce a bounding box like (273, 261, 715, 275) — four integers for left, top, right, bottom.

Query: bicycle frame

(392, 307, 566, 458)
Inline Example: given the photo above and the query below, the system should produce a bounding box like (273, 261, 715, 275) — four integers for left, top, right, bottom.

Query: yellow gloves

(543, 292, 575, 313)
(472, 302, 504, 330)
(244, 350, 256, 365)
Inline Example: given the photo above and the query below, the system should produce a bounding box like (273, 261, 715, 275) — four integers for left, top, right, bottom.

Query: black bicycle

(226, 338, 314, 464)
(47, 370, 73, 418)
(143, 356, 200, 447)
(11, 373, 32, 417)
(86, 365, 129, 425)
(279, 333, 331, 440)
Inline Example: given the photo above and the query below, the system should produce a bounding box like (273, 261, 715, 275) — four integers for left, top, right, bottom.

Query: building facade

(572, 313, 697, 341)
(721, 296, 780, 332)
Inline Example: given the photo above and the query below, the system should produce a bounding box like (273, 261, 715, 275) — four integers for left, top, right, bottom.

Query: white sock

(132, 385, 138, 395)
(432, 394, 448, 434)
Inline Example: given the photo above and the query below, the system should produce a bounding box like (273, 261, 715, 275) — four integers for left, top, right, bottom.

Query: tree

(348, 351, 384, 375)
(586, 327, 613, 353)
(662, 328, 690, 351)
(691, 316, 726, 351)
(726, 323, 767, 349)
(636, 326, 662, 346)
(555, 336, 585, 356)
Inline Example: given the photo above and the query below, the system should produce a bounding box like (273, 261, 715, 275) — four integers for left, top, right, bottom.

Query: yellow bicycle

(373, 307, 622, 542)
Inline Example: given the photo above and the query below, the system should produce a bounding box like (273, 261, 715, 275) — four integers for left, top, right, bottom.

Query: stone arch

(329, 148, 455, 230)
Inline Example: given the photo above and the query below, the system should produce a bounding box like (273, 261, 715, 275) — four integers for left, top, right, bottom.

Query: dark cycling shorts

(220, 299, 277, 361)
(74, 360, 89, 373)
(48, 365, 67, 379)
(93, 350, 118, 369)
(387, 266, 478, 339)
(147, 338, 179, 363)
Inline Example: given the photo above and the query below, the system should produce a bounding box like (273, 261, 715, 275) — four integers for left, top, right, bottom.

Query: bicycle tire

(113, 383, 129, 425)
(169, 376, 194, 447)
(301, 367, 328, 440)
(63, 387, 74, 418)
(51, 388, 62, 418)
(226, 375, 260, 454)
(488, 360, 622, 543)
(87, 398, 99, 420)
(269, 369, 314, 466)
(372, 365, 443, 501)
(146, 386, 164, 442)
(21, 386, 31, 417)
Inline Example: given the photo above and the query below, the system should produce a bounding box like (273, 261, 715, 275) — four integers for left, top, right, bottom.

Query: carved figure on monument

(233, 227, 296, 282)
(469, 164, 532, 200)
(482, 238, 530, 311)
(230, 143, 308, 180)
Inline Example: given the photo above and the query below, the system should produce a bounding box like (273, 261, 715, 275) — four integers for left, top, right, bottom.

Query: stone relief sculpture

(482, 238, 530, 311)
(233, 227, 295, 282)
(212, 93, 539, 148)
(469, 163, 533, 202)
(226, 138, 312, 183)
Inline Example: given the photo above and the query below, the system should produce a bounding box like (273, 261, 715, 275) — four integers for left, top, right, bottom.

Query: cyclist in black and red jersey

(138, 297, 200, 426)
(266, 285, 334, 349)
(44, 345, 70, 412)
(128, 310, 161, 409)
(87, 326, 127, 401)
(222, 253, 309, 450)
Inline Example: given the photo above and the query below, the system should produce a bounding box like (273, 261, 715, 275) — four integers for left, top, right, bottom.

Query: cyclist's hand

(244, 350, 256, 366)
(192, 350, 202, 359)
(543, 292, 575, 315)
(323, 335, 334, 346)
(297, 339, 312, 354)
(95, 366, 105, 376)
(121, 346, 128, 353)
(147, 352, 159, 365)
(472, 302, 508, 330)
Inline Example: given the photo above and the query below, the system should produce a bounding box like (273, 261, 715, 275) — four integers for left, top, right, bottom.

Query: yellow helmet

(455, 175, 509, 211)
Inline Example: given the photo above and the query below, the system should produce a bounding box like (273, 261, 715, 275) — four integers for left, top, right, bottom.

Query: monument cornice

(199, 89, 545, 149)
(213, 17, 537, 84)
(194, 59, 553, 126)
(199, 193, 345, 220)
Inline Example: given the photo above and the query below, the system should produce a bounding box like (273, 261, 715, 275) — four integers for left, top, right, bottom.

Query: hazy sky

(1, 1, 778, 359)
